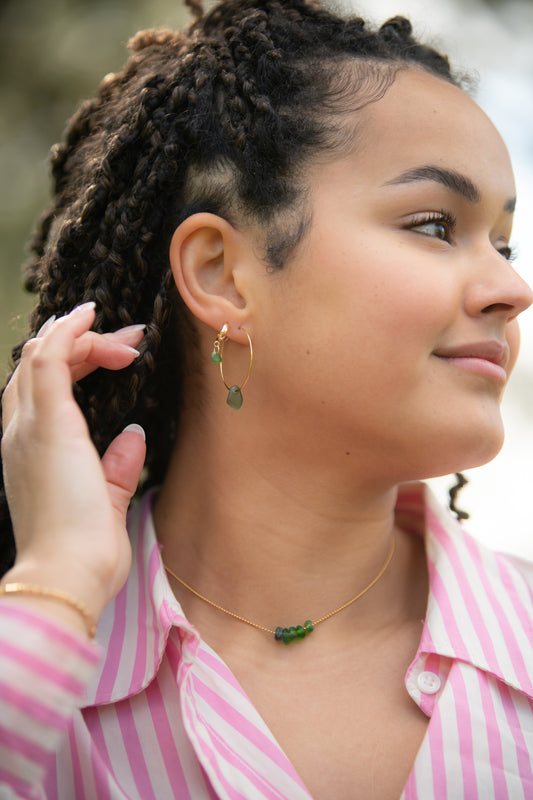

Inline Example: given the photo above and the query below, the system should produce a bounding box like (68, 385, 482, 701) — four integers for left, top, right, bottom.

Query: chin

(401, 415, 505, 481)
(441, 425, 505, 474)
(448, 397, 507, 464)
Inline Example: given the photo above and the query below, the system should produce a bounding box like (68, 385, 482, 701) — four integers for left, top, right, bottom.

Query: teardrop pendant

(226, 385, 243, 409)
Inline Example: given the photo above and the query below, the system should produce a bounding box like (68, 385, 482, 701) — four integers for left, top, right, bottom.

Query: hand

(1, 303, 147, 625)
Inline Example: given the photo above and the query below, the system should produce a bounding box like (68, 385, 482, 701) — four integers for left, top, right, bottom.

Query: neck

(153, 407, 427, 646)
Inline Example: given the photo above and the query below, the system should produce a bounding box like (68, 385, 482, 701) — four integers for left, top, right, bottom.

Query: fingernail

(71, 301, 96, 314)
(36, 315, 56, 337)
(117, 344, 141, 357)
(123, 423, 146, 440)
(113, 324, 147, 335)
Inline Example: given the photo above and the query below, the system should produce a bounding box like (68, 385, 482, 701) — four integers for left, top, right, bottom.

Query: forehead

(321, 68, 515, 199)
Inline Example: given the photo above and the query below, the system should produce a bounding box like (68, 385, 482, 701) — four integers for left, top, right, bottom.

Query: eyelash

(407, 209, 516, 262)
(408, 209, 456, 241)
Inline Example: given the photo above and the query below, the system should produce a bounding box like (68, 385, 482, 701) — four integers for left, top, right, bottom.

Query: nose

(465, 251, 533, 321)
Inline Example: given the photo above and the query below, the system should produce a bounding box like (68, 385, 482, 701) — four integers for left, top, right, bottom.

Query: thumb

(101, 424, 147, 521)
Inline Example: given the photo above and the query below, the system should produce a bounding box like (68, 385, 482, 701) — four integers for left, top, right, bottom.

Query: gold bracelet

(0, 583, 96, 640)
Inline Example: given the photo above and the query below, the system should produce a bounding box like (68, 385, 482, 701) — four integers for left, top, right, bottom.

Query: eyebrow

(385, 166, 481, 202)
(384, 165, 517, 216)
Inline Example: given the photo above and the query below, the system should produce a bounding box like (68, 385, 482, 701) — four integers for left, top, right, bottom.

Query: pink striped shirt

(1, 483, 532, 798)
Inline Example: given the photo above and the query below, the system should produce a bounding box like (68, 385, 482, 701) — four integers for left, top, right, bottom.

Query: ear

(169, 213, 254, 343)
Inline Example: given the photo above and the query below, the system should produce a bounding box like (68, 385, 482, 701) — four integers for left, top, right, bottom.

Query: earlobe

(169, 213, 250, 339)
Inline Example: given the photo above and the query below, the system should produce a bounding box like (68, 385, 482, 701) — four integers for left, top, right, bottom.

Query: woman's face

(247, 68, 533, 480)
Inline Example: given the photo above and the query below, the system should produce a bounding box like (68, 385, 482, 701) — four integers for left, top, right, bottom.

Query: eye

(414, 220, 448, 239)
(497, 243, 516, 262)
(407, 210, 456, 243)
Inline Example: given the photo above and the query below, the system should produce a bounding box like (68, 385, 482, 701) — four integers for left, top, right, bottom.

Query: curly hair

(0, 0, 463, 575)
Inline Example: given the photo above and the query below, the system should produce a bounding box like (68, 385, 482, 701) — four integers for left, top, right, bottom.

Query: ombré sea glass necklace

(163, 535, 395, 645)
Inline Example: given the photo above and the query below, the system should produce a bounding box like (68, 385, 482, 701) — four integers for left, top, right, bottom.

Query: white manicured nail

(71, 301, 96, 314)
(117, 344, 140, 357)
(36, 315, 56, 337)
(123, 424, 146, 440)
(114, 324, 147, 334)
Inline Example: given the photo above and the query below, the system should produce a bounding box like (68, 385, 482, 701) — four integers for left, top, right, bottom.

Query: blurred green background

(0, 0, 520, 381)
(0, 0, 193, 379)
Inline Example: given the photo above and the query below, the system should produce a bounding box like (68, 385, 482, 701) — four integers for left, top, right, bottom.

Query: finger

(2, 316, 145, 424)
(68, 326, 145, 383)
(67, 325, 146, 367)
(69, 349, 139, 383)
(2, 308, 91, 424)
(39, 302, 96, 344)
(106, 324, 147, 345)
(101, 424, 147, 521)
(29, 303, 98, 414)
(3, 338, 41, 424)
(1, 372, 18, 426)
(2, 347, 26, 424)
(3, 311, 63, 423)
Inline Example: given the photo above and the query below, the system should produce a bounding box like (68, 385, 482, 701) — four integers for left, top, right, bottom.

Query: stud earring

(211, 324, 253, 409)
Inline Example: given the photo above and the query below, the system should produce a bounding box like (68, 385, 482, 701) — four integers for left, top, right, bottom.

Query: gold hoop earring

(210, 324, 253, 410)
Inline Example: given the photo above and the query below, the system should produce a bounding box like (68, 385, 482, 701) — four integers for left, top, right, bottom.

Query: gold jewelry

(0, 583, 96, 639)
(163, 535, 395, 645)
(210, 324, 253, 410)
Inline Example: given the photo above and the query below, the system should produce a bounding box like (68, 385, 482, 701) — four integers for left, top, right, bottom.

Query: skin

(2, 68, 532, 799)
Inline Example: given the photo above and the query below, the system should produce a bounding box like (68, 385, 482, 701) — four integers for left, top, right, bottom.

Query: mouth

(433, 341, 510, 383)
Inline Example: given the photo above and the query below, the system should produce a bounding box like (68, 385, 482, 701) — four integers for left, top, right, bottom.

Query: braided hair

(0, 0, 464, 575)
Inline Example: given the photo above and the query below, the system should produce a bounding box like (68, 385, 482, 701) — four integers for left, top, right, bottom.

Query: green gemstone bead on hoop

(226, 385, 243, 410)
(210, 350, 222, 363)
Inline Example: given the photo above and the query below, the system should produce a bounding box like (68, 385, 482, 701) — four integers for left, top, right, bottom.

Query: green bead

(279, 622, 313, 644)
(226, 385, 243, 410)
(210, 350, 222, 363)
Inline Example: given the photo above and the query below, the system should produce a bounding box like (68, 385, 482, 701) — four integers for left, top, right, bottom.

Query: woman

(1, 1, 532, 798)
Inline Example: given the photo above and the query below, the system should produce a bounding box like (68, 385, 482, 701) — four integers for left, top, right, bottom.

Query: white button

(417, 671, 441, 695)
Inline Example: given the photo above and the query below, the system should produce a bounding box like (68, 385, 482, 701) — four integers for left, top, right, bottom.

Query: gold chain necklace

(163, 535, 395, 645)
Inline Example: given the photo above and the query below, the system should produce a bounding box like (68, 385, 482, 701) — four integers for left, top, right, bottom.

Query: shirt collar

(397, 482, 533, 699)
(85, 483, 533, 706)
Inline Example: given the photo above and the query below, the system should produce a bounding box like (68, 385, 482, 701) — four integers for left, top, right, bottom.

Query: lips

(433, 340, 510, 383)
(433, 341, 509, 369)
